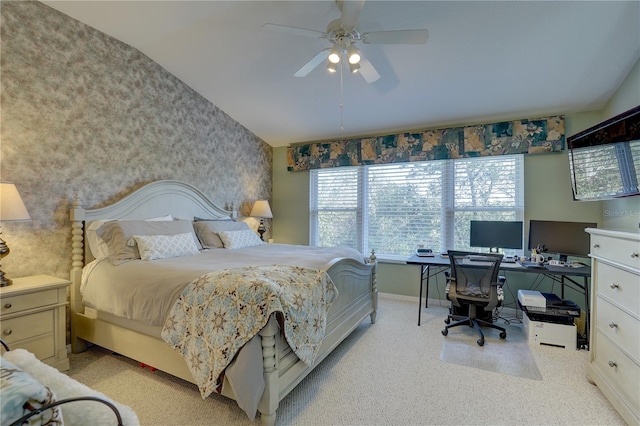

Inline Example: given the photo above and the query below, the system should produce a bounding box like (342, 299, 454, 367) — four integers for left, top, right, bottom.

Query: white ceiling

(42, 1, 640, 147)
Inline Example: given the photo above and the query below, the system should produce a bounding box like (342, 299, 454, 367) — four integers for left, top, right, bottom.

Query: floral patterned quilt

(160, 264, 338, 399)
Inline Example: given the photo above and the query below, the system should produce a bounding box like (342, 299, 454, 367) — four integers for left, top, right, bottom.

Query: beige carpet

(440, 322, 543, 380)
(68, 294, 624, 425)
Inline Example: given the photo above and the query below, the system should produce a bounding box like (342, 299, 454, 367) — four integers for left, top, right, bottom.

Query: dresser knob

(632, 252, 639, 258)
(3, 303, 11, 309)
(593, 243, 600, 248)
(608, 361, 617, 368)
(609, 283, 619, 290)
(2, 329, 11, 336)
(608, 322, 617, 329)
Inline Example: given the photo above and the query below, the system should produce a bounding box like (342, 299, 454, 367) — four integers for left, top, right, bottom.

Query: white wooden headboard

(74, 180, 231, 223)
(69, 180, 233, 317)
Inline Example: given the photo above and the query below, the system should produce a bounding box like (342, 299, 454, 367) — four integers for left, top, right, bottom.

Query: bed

(69, 180, 378, 425)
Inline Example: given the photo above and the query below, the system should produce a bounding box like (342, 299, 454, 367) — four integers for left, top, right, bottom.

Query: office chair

(441, 250, 507, 346)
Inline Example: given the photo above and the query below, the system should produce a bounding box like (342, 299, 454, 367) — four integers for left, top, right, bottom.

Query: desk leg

(424, 265, 430, 309)
(418, 265, 430, 326)
(584, 276, 590, 348)
(418, 265, 424, 326)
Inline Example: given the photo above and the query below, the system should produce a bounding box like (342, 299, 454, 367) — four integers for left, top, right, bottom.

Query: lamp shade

(0, 183, 31, 221)
(249, 200, 273, 219)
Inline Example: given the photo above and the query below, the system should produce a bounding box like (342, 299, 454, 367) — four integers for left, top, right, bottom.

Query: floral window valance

(287, 115, 565, 171)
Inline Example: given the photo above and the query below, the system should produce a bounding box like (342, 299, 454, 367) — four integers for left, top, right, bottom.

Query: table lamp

(0, 182, 31, 286)
(249, 200, 273, 241)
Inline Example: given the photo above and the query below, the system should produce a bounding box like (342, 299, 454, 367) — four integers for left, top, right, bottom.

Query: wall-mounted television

(567, 105, 640, 201)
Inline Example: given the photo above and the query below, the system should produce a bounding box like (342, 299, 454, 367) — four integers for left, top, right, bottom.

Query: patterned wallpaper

(0, 1, 272, 280)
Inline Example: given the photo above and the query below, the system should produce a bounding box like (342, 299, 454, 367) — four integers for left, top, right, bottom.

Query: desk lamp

(249, 200, 273, 241)
(0, 182, 31, 286)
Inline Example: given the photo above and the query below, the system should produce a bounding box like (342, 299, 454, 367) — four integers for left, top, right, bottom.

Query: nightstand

(0, 275, 70, 372)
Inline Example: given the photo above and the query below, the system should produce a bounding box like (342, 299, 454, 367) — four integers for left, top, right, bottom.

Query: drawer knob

(632, 252, 639, 258)
(593, 243, 600, 248)
(608, 322, 617, 329)
(2, 329, 11, 336)
(609, 283, 619, 290)
(608, 361, 617, 368)
(3, 303, 11, 309)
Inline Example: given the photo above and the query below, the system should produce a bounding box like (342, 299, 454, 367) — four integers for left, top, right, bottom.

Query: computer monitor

(528, 220, 597, 261)
(469, 220, 523, 252)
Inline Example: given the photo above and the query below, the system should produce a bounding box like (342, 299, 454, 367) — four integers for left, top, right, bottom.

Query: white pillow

(86, 215, 173, 259)
(218, 229, 264, 249)
(133, 232, 200, 261)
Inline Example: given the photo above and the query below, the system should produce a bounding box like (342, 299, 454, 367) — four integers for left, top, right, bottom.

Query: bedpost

(258, 315, 279, 426)
(70, 196, 86, 353)
(369, 249, 378, 324)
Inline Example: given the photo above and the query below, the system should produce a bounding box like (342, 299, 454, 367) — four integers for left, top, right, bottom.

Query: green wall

(271, 58, 640, 312)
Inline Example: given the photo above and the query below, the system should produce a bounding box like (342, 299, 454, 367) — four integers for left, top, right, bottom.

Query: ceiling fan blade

(294, 48, 331, 77)
(338, 0, 365, 29)
(262, 23, 326, 39)
(357, 56, 380, 83)
(362, 29, 429, 45)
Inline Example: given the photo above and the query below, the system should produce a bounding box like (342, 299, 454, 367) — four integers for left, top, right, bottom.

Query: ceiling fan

(263, 0, 429, 83)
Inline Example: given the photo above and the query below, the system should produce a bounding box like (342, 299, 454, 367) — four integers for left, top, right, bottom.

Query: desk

(406, 254, 592, 346)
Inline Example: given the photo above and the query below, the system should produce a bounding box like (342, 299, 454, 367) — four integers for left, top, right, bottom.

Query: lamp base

(0, 269, 12, 287)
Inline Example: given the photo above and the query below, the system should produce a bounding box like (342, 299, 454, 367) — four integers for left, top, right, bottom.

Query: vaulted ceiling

(43, 1, 640, 147)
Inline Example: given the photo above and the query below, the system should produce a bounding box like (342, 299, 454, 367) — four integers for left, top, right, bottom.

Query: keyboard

(467, 255, 496, 262)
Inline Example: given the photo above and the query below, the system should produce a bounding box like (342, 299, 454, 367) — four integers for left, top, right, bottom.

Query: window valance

(287, 115, 564, 171)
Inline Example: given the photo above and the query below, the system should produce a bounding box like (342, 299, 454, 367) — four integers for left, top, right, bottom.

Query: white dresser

(586, 228, 639, 425)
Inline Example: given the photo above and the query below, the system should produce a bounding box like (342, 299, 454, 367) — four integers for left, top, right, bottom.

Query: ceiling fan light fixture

(328, 45, 341, 64)
(326, 61, 338, 73)
(349, 62, 360, 73)
(347, 45, 360, 64)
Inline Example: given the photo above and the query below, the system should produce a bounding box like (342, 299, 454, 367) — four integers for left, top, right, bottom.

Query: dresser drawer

(596, 262, 640, 314)
(591, 233, 640, 270)
(597, 297, 640, 359)
(593, 330, 640, 409)
(1, 289, 59, 315)
(1, 310, 55, 344)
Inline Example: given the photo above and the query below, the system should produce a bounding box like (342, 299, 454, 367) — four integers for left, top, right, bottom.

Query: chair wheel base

(499, 331, 507, 339)
(477, 338, 484, 346)
(442, 329, 448, 336)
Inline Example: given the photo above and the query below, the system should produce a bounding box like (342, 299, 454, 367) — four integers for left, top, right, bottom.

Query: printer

(517, 290, 580, 350)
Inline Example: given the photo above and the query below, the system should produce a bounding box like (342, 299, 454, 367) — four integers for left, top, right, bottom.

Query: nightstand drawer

(1, 310, 54, 343)
(15, 334, 56, 361)
(1, 289, 59, 315)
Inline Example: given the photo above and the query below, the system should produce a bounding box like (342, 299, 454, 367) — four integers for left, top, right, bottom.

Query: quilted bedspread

(160, 264, 338, 399)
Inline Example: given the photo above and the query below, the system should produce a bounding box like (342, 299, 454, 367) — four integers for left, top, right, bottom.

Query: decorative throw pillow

(97, 219, 201, 265)
(193, 221, 251, 248)
(133, 233, 201, 260)
(0, 357, 63, 425)
(86, 215, 173, 259)
(218, 229, 264, 249)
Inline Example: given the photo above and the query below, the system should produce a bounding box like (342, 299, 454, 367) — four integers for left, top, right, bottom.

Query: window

(310, 155, 524, 260)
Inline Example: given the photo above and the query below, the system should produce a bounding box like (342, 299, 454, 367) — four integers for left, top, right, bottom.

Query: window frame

(310, 155, 525, 261)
